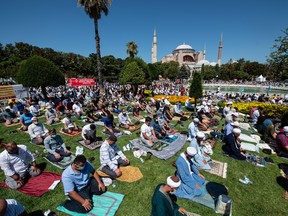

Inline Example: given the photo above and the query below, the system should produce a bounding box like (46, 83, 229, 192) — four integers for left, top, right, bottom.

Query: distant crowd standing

(0, 78, 288, 215)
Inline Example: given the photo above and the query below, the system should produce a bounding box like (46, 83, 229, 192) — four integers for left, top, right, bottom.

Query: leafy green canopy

(119, 61, 145, 85)
(17, 55, 65, 87)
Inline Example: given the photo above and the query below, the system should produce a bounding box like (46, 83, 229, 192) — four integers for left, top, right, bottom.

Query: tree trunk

(41, 86, 48, 101)
(93, 18, 104, 94)
(133, 84, 138, 96)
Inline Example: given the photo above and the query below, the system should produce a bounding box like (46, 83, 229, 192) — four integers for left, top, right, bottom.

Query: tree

(268, 27, 288, 81)
(189, 72, 203, 112)
(179, 65, 190, 79)
(126, 41, 138, 58)
(17, 56, 65, 99)
(77, 0, 112, 88)
(162, 61, 179, 80)
(119, 62, 145, 95)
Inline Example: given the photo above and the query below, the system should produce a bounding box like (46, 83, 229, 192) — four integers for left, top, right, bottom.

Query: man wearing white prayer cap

(222, 128, 246, 160)
(187, 118, 200, 141)
(173, 147, 205, 199)
(275, 126, 288, 158)
(190, 132, 212, 170)
(151, 175, 187, 216)
(224, 121, 240, 140)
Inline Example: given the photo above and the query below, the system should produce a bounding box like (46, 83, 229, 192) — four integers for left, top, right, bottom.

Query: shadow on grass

(206, 181, 228, 198)
(276, 176, 288, 191)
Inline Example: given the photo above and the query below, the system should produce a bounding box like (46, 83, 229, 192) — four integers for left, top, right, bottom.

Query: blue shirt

(62, 161, 95, 195)
(19, 113, 34, 125)
(102, 117, 113, 128)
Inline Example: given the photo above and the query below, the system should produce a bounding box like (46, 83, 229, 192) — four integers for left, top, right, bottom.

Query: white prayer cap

(227, 101, 233, 105)
(196, 132, 205, 139)
(233, 128, 241, 134)
(207, 102, 211, 106)
(284, 126, 288, 133)
(232, 112, 239, 117)
(231, 121, 240, 127)
(186, 146, 197, 156)
(193, 118, 200, 123)
(167, 176, 181, 188)
(31, 117, 38, 121)
(157, 99, 160, 101)
(202, 102, 207, 105)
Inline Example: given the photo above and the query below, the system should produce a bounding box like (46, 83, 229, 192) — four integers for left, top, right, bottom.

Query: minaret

(151, 29, 157, 63)
(203, 44, 206, 60)
(217, 33, 223, 65)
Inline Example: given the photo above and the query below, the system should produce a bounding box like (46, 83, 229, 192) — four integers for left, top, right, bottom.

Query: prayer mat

(172, 116, 181, 121)
(56, 191, 124, 216)
(203, 160, 227, 179)
(4, 122, 21, 127)
(246, 154, 266, 167)
(166, 129, 178, 135)
(94, 121, 105, 126)
(159, 135, 179, 145)
(186, 212, 201, 216)
(0, 171, 61, 196)
(239, 122, 251, 130)
(59, 129, 82, 137)
(97, 166, 143, 182)
(101, 131, 126, 138)
(78, 140, 103, 150)
(43, 154, 75, 169)
(239, 134, 258, 144)
(127, 125, 140, 132)
(256, 143, 276, 154)
(129, 133, 187, 160)
(189, 182, 229, 210)
(241, 142, 260, 153)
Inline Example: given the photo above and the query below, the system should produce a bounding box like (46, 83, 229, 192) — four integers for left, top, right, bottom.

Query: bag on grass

(215, 194, 232, 216)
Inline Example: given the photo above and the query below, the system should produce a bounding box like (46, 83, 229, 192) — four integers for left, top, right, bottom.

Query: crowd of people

(0, 79, 288, 215)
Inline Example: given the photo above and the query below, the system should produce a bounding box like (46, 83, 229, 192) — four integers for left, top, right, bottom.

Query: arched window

(183, 55, 193, 62)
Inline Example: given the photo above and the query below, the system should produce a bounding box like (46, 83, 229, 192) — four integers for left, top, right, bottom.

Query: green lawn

(0, 113, 287, 216)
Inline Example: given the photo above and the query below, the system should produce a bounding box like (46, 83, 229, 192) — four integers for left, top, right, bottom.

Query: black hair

(73, 155, 86, 164)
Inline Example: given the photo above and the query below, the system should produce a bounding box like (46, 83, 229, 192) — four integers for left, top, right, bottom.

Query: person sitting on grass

(0, 142, 41, 189)
(5, 101, 19, 117)
(150, 114, 166, 139)
(175, 147, 205, 199)
(118, 108, 134, 129)
(145, 101, 155, 115)
(62, 113, 79, 134)
(19, 109, 34, 131)
(151, 175, 187, 216)
(99, 135, 130, 178)
(102, 113, 121, 136)
(61, 155, 106, 213)
(0, 199, 28, 216)
(29, 102, 41, 117)
(140, 117, 158, 147)
(45, 105, 59, 125)
(44, 128, 71, 162)
(173, 101, 185, 117)
(132, 104, 144, 120)
(81, 124, 97, 145)
(190, 132, 212, 170)
(276, 126, 288, 158)
(222, 128, 246, 160)
(2, 108, 19, 125)
(28, 117, 49, 145)
(72, 100, 84, 119)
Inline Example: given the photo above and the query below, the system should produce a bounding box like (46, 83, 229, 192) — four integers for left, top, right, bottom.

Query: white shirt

(28, 122, 48, 139)
(62, 117, 74, 128)
(252, 110, 260, 124)
(140, 123, 153, 139)
(29, 105, 39, 114)
(0, 145, 34, 176)
(118, 112, 131, 125)
(72, 103, 82, 113)
(81, 124, 96, 140)
(188, 122, 199, 138)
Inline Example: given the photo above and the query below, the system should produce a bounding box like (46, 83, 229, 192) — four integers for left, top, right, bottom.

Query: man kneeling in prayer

(62, 155, 106, 213)
(151, 175, 187, 216)
(174, 147, 205, 199)
(99, 135, 130, 178)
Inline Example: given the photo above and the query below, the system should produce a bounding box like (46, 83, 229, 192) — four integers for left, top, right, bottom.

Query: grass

(0, 112, 288, 216)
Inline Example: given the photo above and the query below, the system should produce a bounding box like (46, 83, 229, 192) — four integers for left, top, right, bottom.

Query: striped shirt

(100, 140, 126, 171)
(5, 199, 25, 216)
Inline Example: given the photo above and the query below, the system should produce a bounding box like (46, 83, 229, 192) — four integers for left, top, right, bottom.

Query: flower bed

(153, 95, 195, 104)
(232, 102, 288, 117)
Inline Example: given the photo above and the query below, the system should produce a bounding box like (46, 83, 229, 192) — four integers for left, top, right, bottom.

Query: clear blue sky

(1, 0, 287, 64)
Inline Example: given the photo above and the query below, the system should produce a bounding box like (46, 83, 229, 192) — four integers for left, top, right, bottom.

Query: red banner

(67, 78, 95, 87)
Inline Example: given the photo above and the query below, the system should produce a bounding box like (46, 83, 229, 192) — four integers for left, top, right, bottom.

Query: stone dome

(175, 43, 193, 50)
(196, 60, 210, 66)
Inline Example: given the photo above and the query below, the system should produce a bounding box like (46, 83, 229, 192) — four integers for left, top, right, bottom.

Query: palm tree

(126, 41, 138, 58)
(77, 0, 111, 89)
